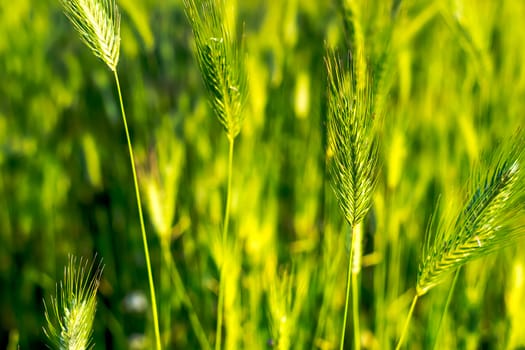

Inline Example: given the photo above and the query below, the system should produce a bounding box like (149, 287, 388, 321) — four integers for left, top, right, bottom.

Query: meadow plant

(325, 52, 378, 350)
(58, 0, 161, 348)
(43, 256, 103, 350)
(140, 119, 211, 349)
(396, 132, 525, 349)
(183, 0, 247, 348)
(5, 0, 523, 348)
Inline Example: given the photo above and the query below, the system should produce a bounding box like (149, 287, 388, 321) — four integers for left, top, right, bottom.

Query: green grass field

(1, 0, 524, 349)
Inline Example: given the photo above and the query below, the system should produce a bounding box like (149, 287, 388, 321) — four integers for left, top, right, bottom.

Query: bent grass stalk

(325, 52, 377, 350)
(430, 267, 461, 350)
(113, 72, 161, 350)
(216, 136, 234, 350)
(58, 1, 161, 348)
(396, 133, 525, 349)
(183, 0, 247, 348)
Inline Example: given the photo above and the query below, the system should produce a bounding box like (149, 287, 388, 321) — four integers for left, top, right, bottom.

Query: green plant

(43, 255, 103, 350)
(4, 0, 525, 348)
(183, 0, 247, 349)
(58, 0, 161, 348)
(140, 118, 211, 349)
(396, 132, 525, 349)
(325, 51, 378, 350)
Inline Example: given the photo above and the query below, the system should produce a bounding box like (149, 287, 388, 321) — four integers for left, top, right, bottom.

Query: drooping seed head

(417, 132, 525, 296)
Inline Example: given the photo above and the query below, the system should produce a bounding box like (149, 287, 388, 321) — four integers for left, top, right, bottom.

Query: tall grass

(2, 0, 525, 349)
(325, 51, 378, 350)
(183, 0, 247, 348)
(58, 0, 161, 348)
(396, 132, 525, 349)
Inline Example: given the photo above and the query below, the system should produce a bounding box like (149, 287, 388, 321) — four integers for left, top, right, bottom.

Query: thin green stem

(340, 226, 356, 350)
(223, 137, 235, 246)
(161, 240, 211, 350)
(431, 268, 460, 350)
(395, 294, 419, 350)
(160, 240, 171, 348)
(113, 71, 161, 350)
(351, 222, 363, 350)
(352, 272, 360, 350)
(216, 136, 235, 350)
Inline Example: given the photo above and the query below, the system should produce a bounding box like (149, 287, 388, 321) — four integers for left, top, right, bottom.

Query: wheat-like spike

(417, 133, 525, 296)
(44, 255, 104, 350)
(325, 52, 378, 229)
(60, 0, 121, 71)
(184, 0, 247, 140)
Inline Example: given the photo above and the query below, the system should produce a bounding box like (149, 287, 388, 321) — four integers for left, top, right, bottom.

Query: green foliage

(1, 0, 525, 349)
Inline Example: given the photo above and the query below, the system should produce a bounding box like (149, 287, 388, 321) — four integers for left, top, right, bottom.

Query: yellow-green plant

(140, 118, 211, 350)
(325, 52, 378, 350)
(58, 0, 161, 348)
(183, 0, 247, 349)
(396, 133, 525, 349)
(43, 256, 103, 350)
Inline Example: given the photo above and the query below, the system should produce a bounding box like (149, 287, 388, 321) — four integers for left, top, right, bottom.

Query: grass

(59, 0, 160, 348)
(43, 255, 103, 350)
(325, 51, 378, 350)
(396, 132, 525, 349)
(183, 0, 247, 348)
(1, 0, 525, 349)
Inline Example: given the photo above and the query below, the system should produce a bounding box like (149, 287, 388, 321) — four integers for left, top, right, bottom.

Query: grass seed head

(44, 255, 104, 350)
(325, 51, 378, 229)
(184, 0, 247, 140)
(417, 132, 525, 296)
(60, 0, 121, 71)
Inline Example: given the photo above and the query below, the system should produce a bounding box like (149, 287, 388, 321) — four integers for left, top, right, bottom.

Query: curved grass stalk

(59, 1, 161, 348)
(114, 72, 161, 350)
(431, 267, 461, 350)
(395, 294, 418, 350)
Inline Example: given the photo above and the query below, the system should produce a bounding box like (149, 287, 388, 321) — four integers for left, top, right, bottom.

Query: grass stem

(113, 71, 162, 350)
(395, 294, 419, 350)
(161, 241, 211, 350)
(216, 136, 235, 350)
(351, 222, 363, 350)
(431, 267, 461, 350)
(352, 272, 361, 350)
(340, 225, 356, 350)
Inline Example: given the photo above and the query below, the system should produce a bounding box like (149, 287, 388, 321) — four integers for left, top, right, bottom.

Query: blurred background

(1, 0, 524, 348)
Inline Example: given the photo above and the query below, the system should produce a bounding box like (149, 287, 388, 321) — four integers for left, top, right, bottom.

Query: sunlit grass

(0, 0, 524, 349)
